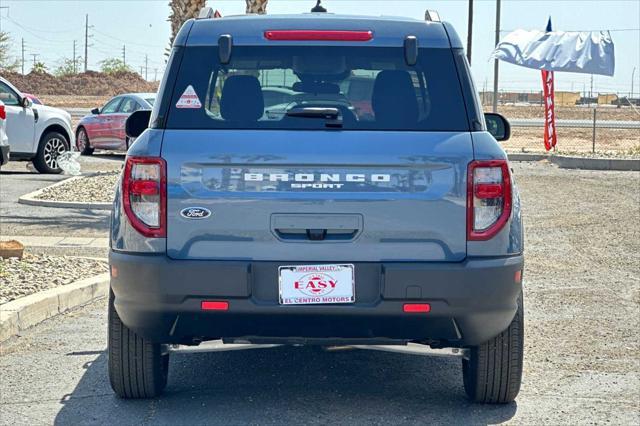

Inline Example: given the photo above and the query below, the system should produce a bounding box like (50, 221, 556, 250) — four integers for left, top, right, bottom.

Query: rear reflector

(403, 303, 431, 313)
(264, 30, 373, 41)
(515, 270, 522, 283)
(201, 301, 229, 311)
(0, 105, 5, 120)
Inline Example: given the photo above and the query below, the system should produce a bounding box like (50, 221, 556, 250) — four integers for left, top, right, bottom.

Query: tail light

(122, 157, 166, 238)
(467, 160, 512, 241)
(0, 104, 5, 120)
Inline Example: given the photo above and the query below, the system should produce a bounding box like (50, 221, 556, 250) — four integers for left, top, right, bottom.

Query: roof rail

(424, 10, 441, 22)
(198, 7, 214, 19)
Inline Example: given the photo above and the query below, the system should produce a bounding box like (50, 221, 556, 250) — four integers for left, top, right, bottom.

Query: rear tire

(462, 295, 524, 404)
(108, 291, 169, 399)
(32, 131, 69, 174)
(77, 127, 94, 155)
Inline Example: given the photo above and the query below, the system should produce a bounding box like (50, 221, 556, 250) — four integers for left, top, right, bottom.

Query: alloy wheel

(43, 137, 67, 170)
(77, 130, 87, 151)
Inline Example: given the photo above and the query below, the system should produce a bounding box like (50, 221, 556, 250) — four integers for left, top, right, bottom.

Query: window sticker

(176, 85, 202, 109)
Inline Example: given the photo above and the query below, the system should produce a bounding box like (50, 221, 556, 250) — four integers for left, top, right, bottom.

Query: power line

(92, 27, 164, 48)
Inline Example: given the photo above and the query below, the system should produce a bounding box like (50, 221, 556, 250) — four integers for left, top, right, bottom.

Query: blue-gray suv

(109, 10, 524, 403)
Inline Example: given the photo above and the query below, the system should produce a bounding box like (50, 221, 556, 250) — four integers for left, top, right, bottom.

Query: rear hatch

(161, 43, 473, 262)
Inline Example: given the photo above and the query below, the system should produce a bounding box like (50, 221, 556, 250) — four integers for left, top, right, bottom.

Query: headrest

(220, 75, 264, 121)
(371, 70, 419, 128)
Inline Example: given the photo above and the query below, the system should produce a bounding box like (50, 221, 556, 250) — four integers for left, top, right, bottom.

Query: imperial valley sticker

(176, 85, 202, 109)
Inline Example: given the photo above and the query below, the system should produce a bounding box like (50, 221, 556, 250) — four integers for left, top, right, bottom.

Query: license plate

(279, 264, 355, 305)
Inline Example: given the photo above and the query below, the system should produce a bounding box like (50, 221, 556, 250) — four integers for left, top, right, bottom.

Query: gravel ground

(0, 253, 108, 304)
(515, 161, 640, 420)
(34, 172, 119, 203)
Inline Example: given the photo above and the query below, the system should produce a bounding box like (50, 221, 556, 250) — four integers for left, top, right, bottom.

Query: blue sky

(1, 0, 639, 95)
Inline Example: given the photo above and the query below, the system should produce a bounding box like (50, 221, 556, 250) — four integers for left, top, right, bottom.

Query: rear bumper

(110, 251, 524, 346)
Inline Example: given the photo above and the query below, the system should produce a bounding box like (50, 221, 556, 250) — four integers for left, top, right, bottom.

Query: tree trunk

(246, 0, 268, 14)
(168, 0, 206, 49)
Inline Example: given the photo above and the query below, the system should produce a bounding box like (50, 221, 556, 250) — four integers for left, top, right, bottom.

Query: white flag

(491, 30, 615, 76)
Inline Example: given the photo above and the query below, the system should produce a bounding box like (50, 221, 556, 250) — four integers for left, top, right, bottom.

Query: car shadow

(54, 347, 517, 425)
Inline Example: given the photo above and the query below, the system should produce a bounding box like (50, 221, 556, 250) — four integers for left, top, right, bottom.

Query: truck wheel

(462, 295, 524, 404)
(108, 291, 169, 399)
(76, 127, 94, 155)
(32, 131, 69, 174)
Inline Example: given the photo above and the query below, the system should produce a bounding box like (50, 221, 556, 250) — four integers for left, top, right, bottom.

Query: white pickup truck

(0, 76, 74, 173)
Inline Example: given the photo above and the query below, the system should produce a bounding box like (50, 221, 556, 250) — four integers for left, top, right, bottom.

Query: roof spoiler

(424, 10, 441, 22)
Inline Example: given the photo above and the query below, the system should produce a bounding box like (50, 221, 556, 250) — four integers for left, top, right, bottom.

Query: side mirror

(484, 113, 511, 141)
(21, 97, 32, 108)
(125, 109, 152, 139)
(91, 107, 100, 115)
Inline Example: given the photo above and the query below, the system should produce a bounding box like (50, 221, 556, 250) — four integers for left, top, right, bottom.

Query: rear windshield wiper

(285, 107, 343, 128)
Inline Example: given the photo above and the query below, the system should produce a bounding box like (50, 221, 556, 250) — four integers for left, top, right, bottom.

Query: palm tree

(246, 0, 268, 14)
(168, 1, 268, 50)
(168, 0, 206, 49)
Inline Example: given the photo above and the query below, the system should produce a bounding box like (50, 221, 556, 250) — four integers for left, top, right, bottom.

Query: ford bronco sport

(109, 10, 524, 403)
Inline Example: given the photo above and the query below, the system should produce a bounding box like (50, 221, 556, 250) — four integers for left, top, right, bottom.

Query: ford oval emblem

(180, 207, 212, 219)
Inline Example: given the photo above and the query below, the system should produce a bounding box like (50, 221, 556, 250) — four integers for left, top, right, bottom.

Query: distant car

(342, 75, 375, 120)
(0, 76, 74, 173)
(23, 93, 43, 105)
(75, 93, 155, 155)
(262, 87, 297, 108)
(0, 100, 8, 166)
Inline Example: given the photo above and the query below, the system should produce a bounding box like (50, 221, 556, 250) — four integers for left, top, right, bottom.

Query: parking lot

(0, 160, 638, 424)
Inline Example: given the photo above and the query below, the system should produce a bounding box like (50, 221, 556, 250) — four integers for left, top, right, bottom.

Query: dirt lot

(515, 161, 639, 422)
(498, 104, 640, 121)
(503, 127, 640, 155)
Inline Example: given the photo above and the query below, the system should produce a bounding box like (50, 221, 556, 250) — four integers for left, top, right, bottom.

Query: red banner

(541, 70, 557, 150)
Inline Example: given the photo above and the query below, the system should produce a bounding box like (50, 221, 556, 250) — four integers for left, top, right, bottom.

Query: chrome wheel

(43, 137, 67, 170)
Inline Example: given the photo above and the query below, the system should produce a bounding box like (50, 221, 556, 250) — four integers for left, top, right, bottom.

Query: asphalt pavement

(0, 299, 518, 426)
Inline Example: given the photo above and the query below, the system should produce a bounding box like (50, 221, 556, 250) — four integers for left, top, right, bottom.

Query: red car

(75, 93, 155, 154)
(23, 93, 44, 105)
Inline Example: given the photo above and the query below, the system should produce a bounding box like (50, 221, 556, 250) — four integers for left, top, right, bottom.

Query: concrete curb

(507, 153, 640, 171)
(551, 155, 640, 171)
(507, 153, 549, 162)
(17, 175, 114, 211)
(0, 272, 109, 343)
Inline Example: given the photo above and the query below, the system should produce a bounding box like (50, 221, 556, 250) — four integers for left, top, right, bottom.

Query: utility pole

(21, 38, 25, 74)
(84, 14, 89, 72)
(631, 67, 636, 99)
(590, 74, 594, 100)
(466, 0, 473, 64)
(30, 53, 38, 69)
(492, 0, 501, 112)
(153, 68, 158, 81)
(122, 45, 126, 65)
(144, 54, 148, 80)
(72, 40, 76, 73)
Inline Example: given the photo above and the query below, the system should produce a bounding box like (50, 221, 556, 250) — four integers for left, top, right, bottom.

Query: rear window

(166, 46, 469, 131)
